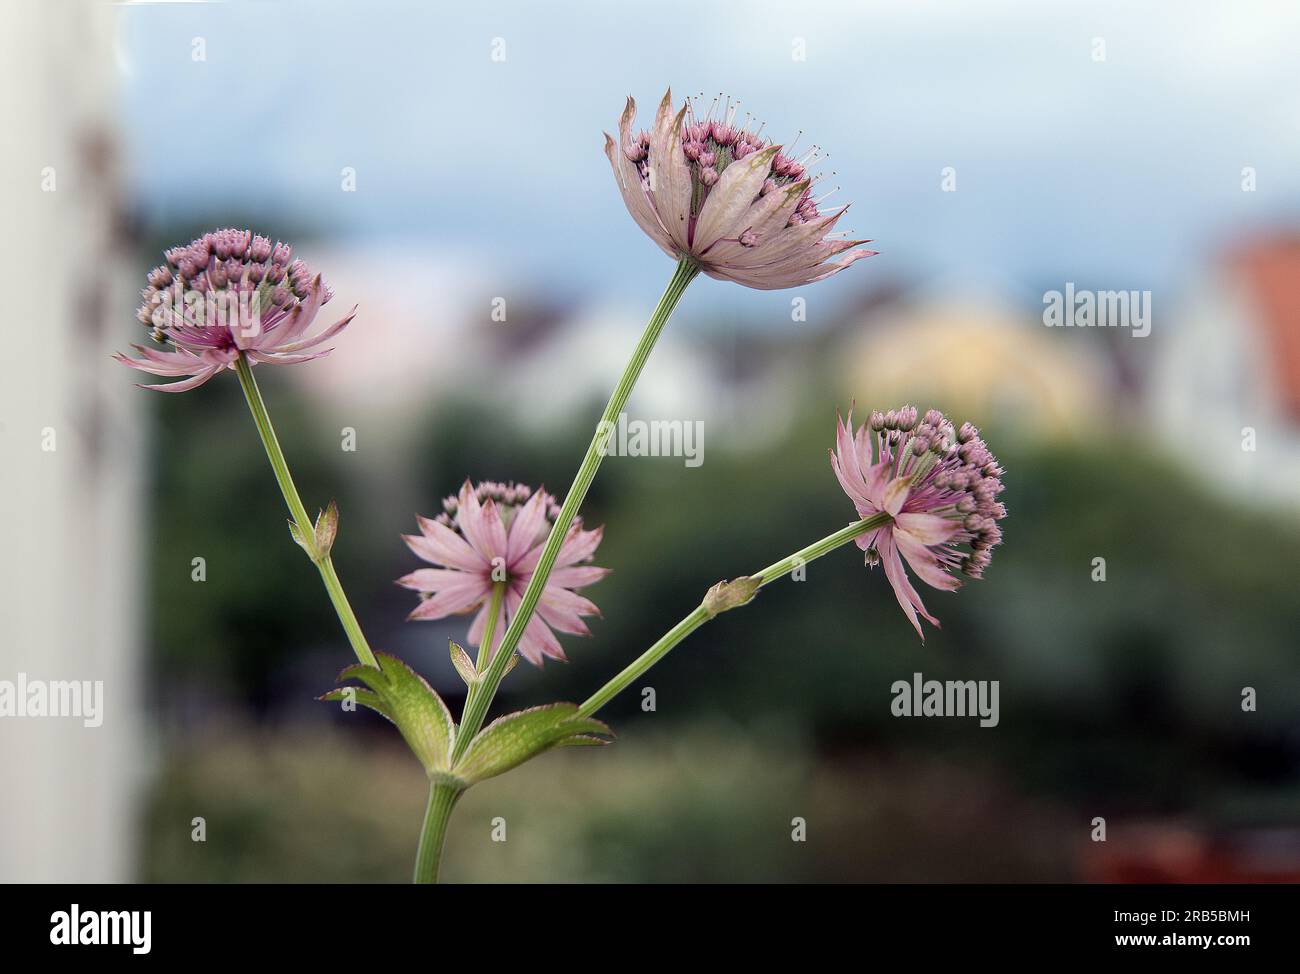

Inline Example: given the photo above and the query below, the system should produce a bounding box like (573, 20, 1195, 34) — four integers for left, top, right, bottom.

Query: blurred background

(2, 0, 1299, 882)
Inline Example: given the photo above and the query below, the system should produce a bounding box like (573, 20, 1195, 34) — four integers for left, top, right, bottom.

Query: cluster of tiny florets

(867, 406, 1007, 578)
(623, 94, 829, 235)
(436, 481, 561, 529)
(137, 228, 330, 339)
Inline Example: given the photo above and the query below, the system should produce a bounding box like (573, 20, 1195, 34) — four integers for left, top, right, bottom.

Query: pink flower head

(398, 481, 609, 666)
(831, 406, 1007, 640)
(604, 89, 877, 289)
(114, 228, 356, 392)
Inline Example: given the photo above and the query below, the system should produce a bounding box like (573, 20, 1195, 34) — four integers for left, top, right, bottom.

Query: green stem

(234, 353, 379, 670)
(413, 780, 461, 884)
(578, 604, 711, 719)
(475, 582, 506, 673)
(411, 579, 503, 885)
(752, 514, 889, 586)
(577, 513, 889, 719)
(453, 257, 700, 760)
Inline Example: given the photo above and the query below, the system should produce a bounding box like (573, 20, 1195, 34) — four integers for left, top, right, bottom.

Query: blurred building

(841, 285, 1112, 439)
(293, 244, 802, 453)
(1151, 236, 1300, 508)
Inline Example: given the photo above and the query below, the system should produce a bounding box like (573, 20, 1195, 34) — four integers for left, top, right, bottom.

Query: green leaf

(319, 653, 457, 776)
(320, 685, 390, 718)
(453, 703, 612, 784)
(556, 734, 610, 747)
(333, 662, 389, 694)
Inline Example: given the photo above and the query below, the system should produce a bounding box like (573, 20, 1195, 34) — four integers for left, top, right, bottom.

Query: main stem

(411, 580, 504, 884)
(452, 257, 700, 762)
(413, 781, 461, 884)
(577, 513, 890, 718)
(234, 353, 379, 669)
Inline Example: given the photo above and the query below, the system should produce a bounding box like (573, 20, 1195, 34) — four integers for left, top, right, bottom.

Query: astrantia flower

(114, 228, 356, 392)
(398, 481, 609, 666)
(604, 89, 876, 289)
(832, 406, 1007, 639)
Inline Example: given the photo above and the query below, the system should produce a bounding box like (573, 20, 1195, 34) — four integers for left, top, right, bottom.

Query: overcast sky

(116, 0, 1300, 321)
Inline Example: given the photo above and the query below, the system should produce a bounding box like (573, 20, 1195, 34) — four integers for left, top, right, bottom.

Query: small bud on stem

(702, 575, 762, 617)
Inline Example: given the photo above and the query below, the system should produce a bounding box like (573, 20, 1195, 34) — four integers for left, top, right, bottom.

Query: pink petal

(878, 533, 940, 640)
(854, 526, 883, 553)
(834, 411, 866, 481)
(832, 451, 877, 516)
(881, 476, 911, 516)
(117, 344, 209, 374)
(832, 413, 875, 512)
(506, 490, 548, 564)
(523, 614, 566, 664)
(864, 458, 894, 508)
(246, 348, 332, 366)
(515, 522, 604, 575)
(557, 523, 604, 567)
(454, 482, 497, 561)
(535, 605, 590, 638)
(395, 567, 473, 592)
(548, 565, 611, 589)
(503, 589, 566, 666)
(894, 513, 960, 546)
(536, 586, 601, 636)
(273, 277, 325, 346)
(406, 574, 490, 620)
(648, 90, 692, 252)
(138, 367, 223, 393)
(605, 97, 677, 257)
(715, 210, 845, 272)
(273, 305, 357, 354)
(702, 179, 808, 266)
(479, 499, 509, 562)
(693, 144, 781, 254)
(410, 515, 486, 571)
(893, 529, 961, 592)
(854, 423, 876, 472)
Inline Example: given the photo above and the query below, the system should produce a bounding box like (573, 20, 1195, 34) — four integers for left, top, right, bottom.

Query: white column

(0, 0, 144, 882)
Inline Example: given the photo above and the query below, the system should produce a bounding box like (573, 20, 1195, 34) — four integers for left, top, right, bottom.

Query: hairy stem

(413, 781, 461, 884)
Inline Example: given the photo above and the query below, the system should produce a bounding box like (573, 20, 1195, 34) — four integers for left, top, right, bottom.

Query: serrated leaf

(372, 654, 457, 775)
(320, 653, 457, 776)
(320, 686, 390, 718)
(334, 662, 389, 694)
(556, 734, 610, 747)
(449, 641, 479, 686)
(453, 703, 613, 784)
